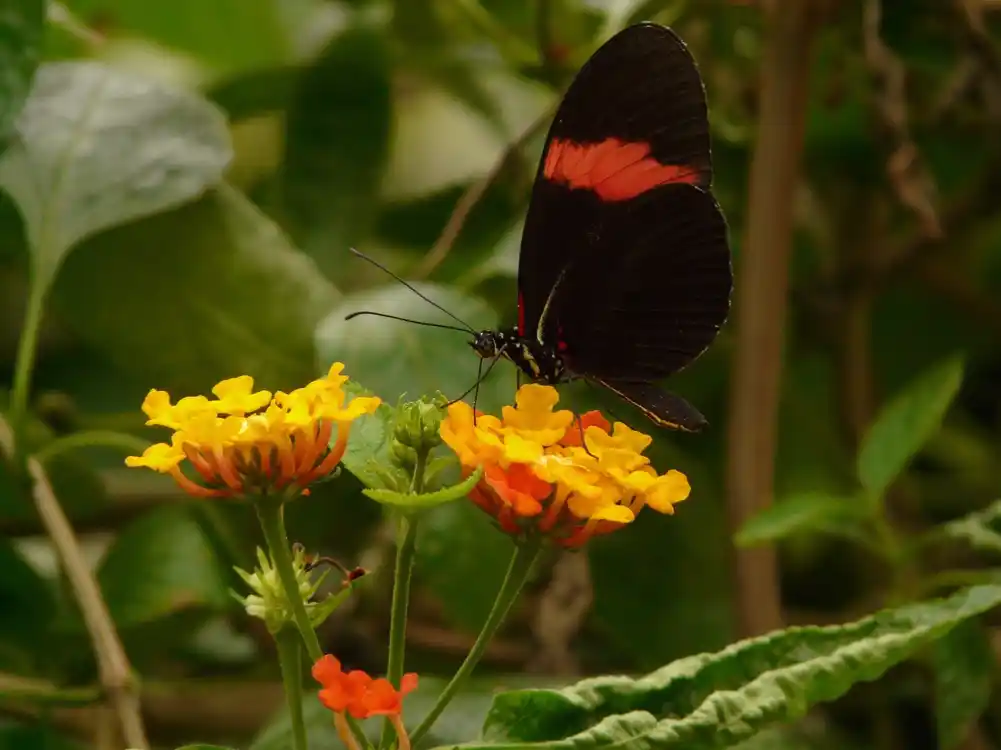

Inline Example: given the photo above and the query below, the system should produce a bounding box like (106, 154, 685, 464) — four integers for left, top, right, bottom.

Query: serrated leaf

(940, 499, 1001, 555)
(735, 492, 867, 547)
(363, 466, 481, 509)
(97, 505, 231, 628)
(280, 24, 392, 273)
(464, 584, 1001, 750)
(857, 355, 965, 499)
(0, 0, 44, 154)
(314, 281, 513, 411)
(0, 61, 231, 291)
(933, 618, 994, 749)
(51, 183, 337, 395)
(339, 379, 396, 489)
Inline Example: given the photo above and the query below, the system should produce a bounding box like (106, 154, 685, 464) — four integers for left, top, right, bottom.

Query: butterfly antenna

(348, 247, 476, 333)
(344, 310, 470, 334)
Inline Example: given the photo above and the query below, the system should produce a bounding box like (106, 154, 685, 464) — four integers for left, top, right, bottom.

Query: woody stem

(409, 539, 542, 746)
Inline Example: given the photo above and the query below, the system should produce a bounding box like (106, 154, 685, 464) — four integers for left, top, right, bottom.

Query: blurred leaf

(0, 536, 55, 658)
(0, 0, 44, 155)
(0, 62, 231, 292)
(207, 65, 299, 120)
(52, 184, 338, 396)
(735, 492, 867, 547)
(857, 354, 965, 499)
(416, 500, 516, 633)
(177, 746, 240, 750)
(933, 618, 993, 750)
(0, 724, 85, 750)
(97, 505, 231, 628)
(475, 584, 1001, 749)
(62, 0, 288, 73)
(314, 281, 513, 411)
(940, 499, 1001, 555)
(280, 25, 392, 275)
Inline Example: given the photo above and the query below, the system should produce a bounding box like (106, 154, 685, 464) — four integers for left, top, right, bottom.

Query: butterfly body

(472, 22, 733, 432)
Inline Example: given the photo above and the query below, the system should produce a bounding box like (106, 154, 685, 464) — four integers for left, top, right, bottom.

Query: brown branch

(411, 107, 555, 280)
(0, 417, 148, 749)
(862, 0, 942, 239)
(725, 0, 820, 638)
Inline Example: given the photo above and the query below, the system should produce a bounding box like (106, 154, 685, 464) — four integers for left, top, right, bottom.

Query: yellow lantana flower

(126, 364, 380, 499)
(439, 384, 691, 547)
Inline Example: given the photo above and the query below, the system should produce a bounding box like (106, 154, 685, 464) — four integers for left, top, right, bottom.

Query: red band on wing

(542, 137, 700, 201)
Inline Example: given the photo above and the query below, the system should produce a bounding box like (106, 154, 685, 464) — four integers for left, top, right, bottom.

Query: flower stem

(275, 628, 308, 750)
(255, 496, 324, 661)
(380, 514, 421, 749)
(255, 495, 372, 750)
(409, 540, 542, 746)
(9, 279, 48, 463)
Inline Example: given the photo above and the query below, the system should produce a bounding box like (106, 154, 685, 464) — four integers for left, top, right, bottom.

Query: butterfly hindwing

(590, 378, 708, 432)
(518, 23, 713, 340)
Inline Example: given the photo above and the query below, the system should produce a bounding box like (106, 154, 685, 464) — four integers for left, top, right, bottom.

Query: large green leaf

(0, 61, 231, 291)
(279, 24, 393, 275)
(0, 0, 44, 154)
(857, 355, 965, 499)
(939, 499, 1001, 556)
(51, 184, 338, 395)
(735, 491, 868, 548)
(0, 535, 55, 666)
(932, 618, 993, 750)
(97, 505, 231, 628)
(314, 281, 513, 411)
(462, 584, 1001, 750)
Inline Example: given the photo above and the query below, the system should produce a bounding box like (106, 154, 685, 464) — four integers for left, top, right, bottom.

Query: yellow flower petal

(125, 441, 184, 471)
(211, 375, 272, 415)
(503, 433, 543, 464)
(590, 504, 635, 523)
(643, 470, 691, 513)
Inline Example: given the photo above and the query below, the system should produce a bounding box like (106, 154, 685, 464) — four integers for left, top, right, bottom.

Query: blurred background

(3, 0, 1001, 748)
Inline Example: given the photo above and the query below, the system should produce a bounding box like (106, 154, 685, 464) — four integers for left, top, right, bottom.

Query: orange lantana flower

(313, 655, 417, 750)
(441, 384, 691, 547)
(125, 364, 380, 499)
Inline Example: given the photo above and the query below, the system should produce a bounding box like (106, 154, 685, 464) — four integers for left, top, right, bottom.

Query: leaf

(280, 24, 393, 274)
(465, 584, 1001, 750)
(338, 379, 396, 489)
(176, 745, 241, 750)
(97, 505, 231, 628)
(0, 535, 55, 656)
(940, 499, 1001, 555)
(0, 0, 44, 153)
(314, 281, 513, 412)
(735, 492, 868, 547)
(363, 466, 482, 509)
(51, 184, 338, 395)
(0, 61, 232, 290)
(416, 500, 516, 633)
(933, 618, 994, 750)
(857, 354, 965, 499)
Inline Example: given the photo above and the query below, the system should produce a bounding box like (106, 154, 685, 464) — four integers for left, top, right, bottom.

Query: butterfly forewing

(518, 23, 713, 341)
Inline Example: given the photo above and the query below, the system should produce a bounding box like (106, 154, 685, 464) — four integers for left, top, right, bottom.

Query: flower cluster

(313, 655, 417, 749)
(125, 364, 380, 498)
(440, 384, 690, 547)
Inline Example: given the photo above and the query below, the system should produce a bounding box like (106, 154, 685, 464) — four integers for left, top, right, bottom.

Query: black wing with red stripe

(518, 23, 714, 342)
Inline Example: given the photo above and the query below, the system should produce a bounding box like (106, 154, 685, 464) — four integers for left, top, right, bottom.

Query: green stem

(255, 496, 323, 661)
(35, 430, 151, 463)
(409, 540, 542, 746)
(275, 628, 308, 750)
(9, 280, 49, 463)
(256, 495, 372, 750)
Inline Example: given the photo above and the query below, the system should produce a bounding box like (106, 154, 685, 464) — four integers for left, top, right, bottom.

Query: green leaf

(417, 500, 516, 632)
(176, 745, 241, 750)
(339, 379, 396, 489)
(97, 505, 231, 628)
(0, 61, 232, 291)
(857, 354, 965, 499)
(314, 281, 512, 411)
(0, 535, 55, 660)
(735, 492, 867, 547)
(280, 24, 393, 274)
(940, 499, 1001, 555)
(0, 0, 44, 154)
(466, 584, 1001, 750)
(363, 466, 481, 508)
(933, 618, 994, 750)
(52, 184, 338, 395)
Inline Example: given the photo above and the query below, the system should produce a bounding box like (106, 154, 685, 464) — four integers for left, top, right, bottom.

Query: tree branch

(0, 417, 148, 748)
(725, 0, 820, 638)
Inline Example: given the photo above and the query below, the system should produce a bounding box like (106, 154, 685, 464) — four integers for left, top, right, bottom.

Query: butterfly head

(469, 330, 507, 360)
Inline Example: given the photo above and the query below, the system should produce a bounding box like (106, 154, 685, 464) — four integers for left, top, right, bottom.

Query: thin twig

(411, 107, 555, 280)
(862, 0, 942, 239)
(725, 0, 820, 638)
(0, 416, 148, 749)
